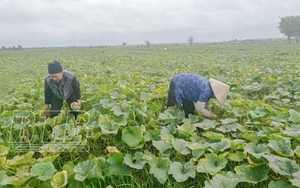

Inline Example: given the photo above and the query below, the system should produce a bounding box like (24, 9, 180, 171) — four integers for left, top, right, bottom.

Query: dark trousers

(167, 80, 195, 118)
(50, 93, 78, 119)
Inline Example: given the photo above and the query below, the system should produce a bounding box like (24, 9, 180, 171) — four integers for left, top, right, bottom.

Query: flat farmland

(0, 42, 300, 188)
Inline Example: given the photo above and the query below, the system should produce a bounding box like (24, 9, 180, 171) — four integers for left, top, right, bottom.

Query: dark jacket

(44, 70, 81, 104)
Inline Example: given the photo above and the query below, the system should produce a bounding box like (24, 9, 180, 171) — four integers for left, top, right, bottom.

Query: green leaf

(51, 170, 68, 188)
(229, 139, 246, 150)
(100, 122, 119, 135)
(0, 145, 9, 156)
(107, 153, 131, 176)
(241, 131, 266, 143)
(124, 152, 147, 169)
(264, 155, 300, 176)
(74, 158, 98, 181)
(196, 119, 217, 130)
(177, 122, 197, 136)
(203, 131, 224, 141)
(228, 151, 247, 162)
(1, 176, 31, 187)
(152, 140, 172, 156)
(268, 180, 297, 188)
(7, 151, 35, 166)
(197, 153, 228, 175)
(288, 109, 300, 123)
(210, 139, 231, 152)
(88, 157, 106, 179)
(121, 126, 144, 148)
(148, 157, 171, 184)
(171, 139, 191, 155)
(220, 118, 238, 125)
(30, 162, 57, 181)
(204, 173, 240, 188)
(235, 164, 269, 183)
(63, 162, 75, 177)
(294, 146, 300, 158)
(161, 124, 176, 135)
(268, 140, 294, 157)
(290, 171, 300, 187)
(111, 104, 131, 117)
(168, 161, 196, 182)
(244, 143, 270, 158)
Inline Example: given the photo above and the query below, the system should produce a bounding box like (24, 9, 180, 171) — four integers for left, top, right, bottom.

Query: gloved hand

(45, 105, 50, 117)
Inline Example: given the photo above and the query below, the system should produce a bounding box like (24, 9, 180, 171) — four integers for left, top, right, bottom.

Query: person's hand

(77, 99, 81, 108)
(211, 113, 218, 119)
(45, 105, 50, 117)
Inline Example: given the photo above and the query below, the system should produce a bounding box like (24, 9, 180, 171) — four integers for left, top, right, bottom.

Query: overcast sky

(1, 0, 299, 47)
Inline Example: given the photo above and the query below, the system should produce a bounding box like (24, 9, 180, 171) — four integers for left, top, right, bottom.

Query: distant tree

(122, 42, 127, 46)
(188, 36, 194, 46)
(1, 46, 5, 50)
(145, 40, 151, 47)
(18, 45, 22, 49)
(279, 15, 300, 43)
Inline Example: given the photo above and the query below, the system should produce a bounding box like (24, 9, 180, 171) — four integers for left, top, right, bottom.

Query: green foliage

(1, 43, 300, 187)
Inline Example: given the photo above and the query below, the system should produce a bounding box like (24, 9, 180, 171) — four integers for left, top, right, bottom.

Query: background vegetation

(0, 41, 300, 188)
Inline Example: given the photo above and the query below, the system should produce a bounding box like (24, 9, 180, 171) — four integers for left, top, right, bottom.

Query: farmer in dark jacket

(44, 61, 81, 119)
(167, 73, 229, 118)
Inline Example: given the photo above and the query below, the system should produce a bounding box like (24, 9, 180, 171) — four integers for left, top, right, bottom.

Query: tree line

(279, 15, 300, 43)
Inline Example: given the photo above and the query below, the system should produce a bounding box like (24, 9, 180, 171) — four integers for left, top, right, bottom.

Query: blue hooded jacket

(172, 73, 213, 104)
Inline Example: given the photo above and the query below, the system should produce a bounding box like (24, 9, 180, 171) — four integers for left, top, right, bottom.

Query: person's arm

(195, 101, 217, 119)
(72, 75, 81, 107)
(44, 78, 52, 117)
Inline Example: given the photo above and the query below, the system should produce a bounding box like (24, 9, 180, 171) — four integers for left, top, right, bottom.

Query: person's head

(209, 78, 230, 105)
(48, 61, 63, 82)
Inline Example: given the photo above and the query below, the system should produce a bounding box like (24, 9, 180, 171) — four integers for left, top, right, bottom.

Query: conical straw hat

(209, 78, 230, 105)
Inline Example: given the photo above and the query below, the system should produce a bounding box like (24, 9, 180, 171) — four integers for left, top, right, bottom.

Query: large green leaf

(152, 140, 172, 156)
(290, 171, 300, 187)
(107, 153, 131, 176)
(210, 139, 231, 152)
(235, 164, 269, 183)
(168, 161, 196, 182)
(264, 155, 300, 176)
(268, 140, 294, 157)
(241, 131, 266, 143)
(124, 152, 147, 169)
(30, 162, 57, 181)
(0, 145, 8, 156)
(204, 173, 240, 188)
(229, 139, 246, 150)
(7, 151, 35, 166)
(111, 104, 131, 117)
(268, 180, 297, 188)
(243, 142, 270, 158)
(171, 139, 191, 155)
(196, 119, 218, 130)
(228, 151, 247, 162)
(88, 157, 106, 179)
(197, 153, 228, 175)
(74, 158, 98, 181)
(177, 122, 197, 136)
(121, 126, 144, 148)
(288, 109, 300, 123)
(203, 131, 224, 141)
(148, 157, 171, 184)
(51, 170, 68, 188)
(1, 176, 31, 187)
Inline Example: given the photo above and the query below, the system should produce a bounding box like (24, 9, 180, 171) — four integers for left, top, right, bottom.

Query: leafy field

(1, 42, 300, 188)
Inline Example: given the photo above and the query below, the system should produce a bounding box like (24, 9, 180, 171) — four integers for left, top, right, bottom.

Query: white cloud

(0, 0, 299, 47)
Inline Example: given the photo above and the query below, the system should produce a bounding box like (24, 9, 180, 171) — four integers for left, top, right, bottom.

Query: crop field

(0, 42, 300, 188)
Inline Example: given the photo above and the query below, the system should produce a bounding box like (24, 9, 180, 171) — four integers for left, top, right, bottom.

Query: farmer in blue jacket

(167, 73, 229, 119)
(44, 61, 81, 119)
